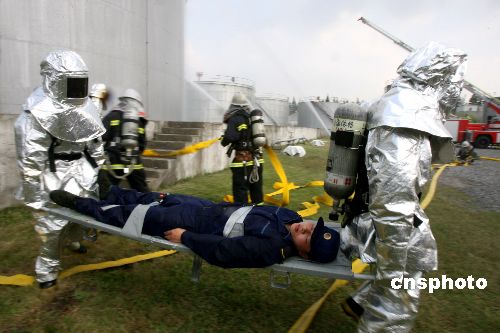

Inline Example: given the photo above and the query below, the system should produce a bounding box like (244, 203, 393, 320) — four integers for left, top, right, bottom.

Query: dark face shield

(66, 77, 88, 99)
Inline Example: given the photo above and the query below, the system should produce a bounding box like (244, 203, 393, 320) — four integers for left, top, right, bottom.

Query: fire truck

(358, 17, 500, 148)
(444, 102, 500, 148)
(445, 120, 499, 148)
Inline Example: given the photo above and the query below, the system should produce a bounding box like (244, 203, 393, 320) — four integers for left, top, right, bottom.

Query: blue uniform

(75, 186, 302, 268)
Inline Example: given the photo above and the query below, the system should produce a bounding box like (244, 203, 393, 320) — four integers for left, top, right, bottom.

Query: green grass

(0, 143, 498, 332)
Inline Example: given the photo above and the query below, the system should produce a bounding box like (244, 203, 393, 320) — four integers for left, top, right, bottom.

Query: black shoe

(49, 190, 79, 209)
(97, 169, 112, 200)
(39, 280, 57, 289)
(341, 297, 364, 322)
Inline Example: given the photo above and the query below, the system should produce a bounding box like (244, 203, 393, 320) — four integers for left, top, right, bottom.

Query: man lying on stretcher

(49, 186, 340, 268)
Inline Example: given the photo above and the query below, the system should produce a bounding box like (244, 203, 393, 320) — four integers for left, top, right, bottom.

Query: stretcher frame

(44, 207, 374, 288)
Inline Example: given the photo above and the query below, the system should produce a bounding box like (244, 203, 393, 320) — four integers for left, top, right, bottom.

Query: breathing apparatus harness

(225, 108, 266, 183)
(104, 101, 142, 180)
(48, 134, 98, 172)
(323, 104, 424, 230)
(336, 130, 370, 227)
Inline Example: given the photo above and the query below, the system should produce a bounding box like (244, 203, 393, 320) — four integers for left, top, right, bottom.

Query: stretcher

(44, 207, 374, 288)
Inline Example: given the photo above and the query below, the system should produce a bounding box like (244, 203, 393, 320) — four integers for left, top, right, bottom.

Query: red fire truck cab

(444, 118, 500, 149)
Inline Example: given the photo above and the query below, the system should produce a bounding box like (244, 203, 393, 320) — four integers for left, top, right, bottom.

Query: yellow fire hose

(142, 137, 220, 157)
(0, 139, 222, 287)
(223, 145, 333, 211)
(288, 163, 452, 333)
(479, 156, 500, 162)
(0, 138, 333, 288)
(288, 260, 369, 333)
(0, 250, 176, 287)
(1, 136, 497, 331)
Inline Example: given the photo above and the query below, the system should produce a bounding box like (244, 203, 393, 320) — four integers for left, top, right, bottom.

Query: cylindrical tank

(324, 103, 368, 200)
(250, 109, 266, 147)
(184, 74, 256, 122)
(0, 0, 185, 121)
(121, 104, 139, 152)
(255, 93, 290, 125)
(288, 110, 298, 126)
(297, 99, 341, 134)
(0, 0, 186, 203)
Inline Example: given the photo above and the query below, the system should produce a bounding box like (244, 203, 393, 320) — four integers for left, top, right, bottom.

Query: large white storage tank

(184, 74, 256, 122)
(0, 0, 185, 200)
(0, 0, 185, 121)
(297, 100, 340, 135)
(255, 94, 290, 125)
(288, 110, 298, 127)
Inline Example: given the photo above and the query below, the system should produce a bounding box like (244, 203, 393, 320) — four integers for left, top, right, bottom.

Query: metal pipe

(358, 16, 500, 105)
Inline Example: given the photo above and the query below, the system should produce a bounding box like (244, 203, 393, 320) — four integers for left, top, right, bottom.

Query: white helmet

(118, 88, 146, 118)
(119, 88, 143, 104)
(230, 92, 249, 107)
(90, 83, 108, 99)
(461, 141, 471, 148)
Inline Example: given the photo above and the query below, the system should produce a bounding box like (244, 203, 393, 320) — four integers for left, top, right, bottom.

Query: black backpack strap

(341, 129, 369, 226)
(233, 110, 253, 151)
(83, 145, 98, 169)
(48, 135, 60, 173)
(48, 134, 98, 172)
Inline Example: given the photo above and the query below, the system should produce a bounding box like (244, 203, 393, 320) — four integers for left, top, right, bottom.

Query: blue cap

(309, 217, 340, 263)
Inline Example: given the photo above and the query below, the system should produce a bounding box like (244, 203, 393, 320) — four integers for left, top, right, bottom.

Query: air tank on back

(120, 103, 139, 161)
(250, 109, 266, 147)
(324, 103, 368, 220)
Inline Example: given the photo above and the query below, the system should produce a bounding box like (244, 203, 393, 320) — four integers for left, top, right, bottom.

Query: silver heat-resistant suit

(14, 50, 105, 284)
(341, 42, 467, 332)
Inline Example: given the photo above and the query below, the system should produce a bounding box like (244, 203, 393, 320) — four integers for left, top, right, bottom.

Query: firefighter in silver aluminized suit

(89, 83, 109, 118)
(340, 42, 467, 332)
(14, 50, 105, 289)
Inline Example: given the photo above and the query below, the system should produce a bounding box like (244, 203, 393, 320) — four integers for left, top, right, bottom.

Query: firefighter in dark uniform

(457, 140, 478, 164)
(221, 93, 265, 205)
(101, 88, 150, 192)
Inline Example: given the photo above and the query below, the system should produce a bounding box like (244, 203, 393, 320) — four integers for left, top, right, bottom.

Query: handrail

(195, 73, 255, 87)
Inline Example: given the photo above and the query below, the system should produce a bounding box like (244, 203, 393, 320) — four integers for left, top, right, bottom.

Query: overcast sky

(185, 0, 500, 102)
